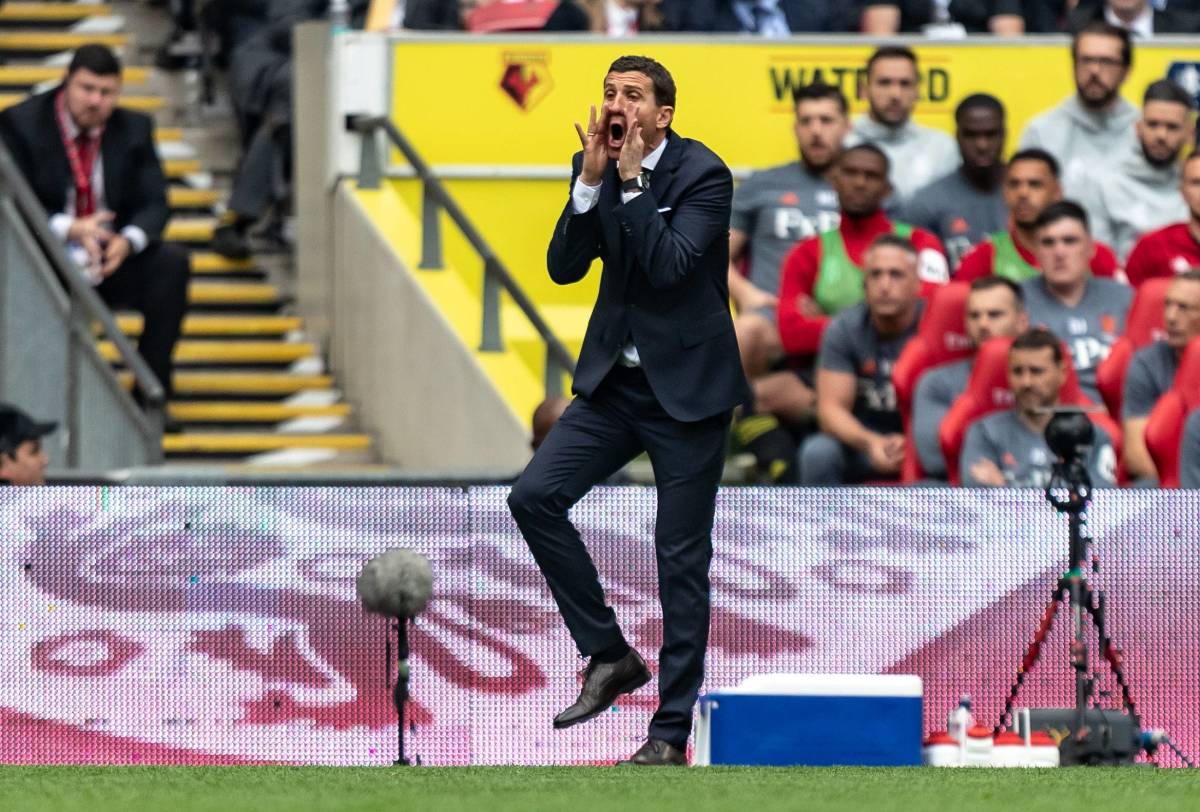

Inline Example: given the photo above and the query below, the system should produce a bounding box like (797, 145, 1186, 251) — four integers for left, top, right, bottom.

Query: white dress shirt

(49, 111, 149, 285)
(570, 135, 669, 367)
(1106, 5, 1154, 37)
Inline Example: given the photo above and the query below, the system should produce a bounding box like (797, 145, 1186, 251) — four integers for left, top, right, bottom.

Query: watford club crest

(500, 52, 553, 111)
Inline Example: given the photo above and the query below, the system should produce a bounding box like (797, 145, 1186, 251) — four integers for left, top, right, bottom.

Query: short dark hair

(1071, 21, 1132, 69)
(67, 43, 121, 77)
(607, 55, 675, 109)
(1010, 327, 1063, 364)
(1033, 200, 1089, 233)
(866, 45, 918, 78)
(969, 275, 1024, 307)
(840, 141, 890, 173)
(867, 233, 917, 257)
(1007, 148, 1060, 178)
(1143, 78, 1195, 110)
(1174, 269, 1200, 285)
(955, 93, 1004, 124)
(793, 81, 848, 115)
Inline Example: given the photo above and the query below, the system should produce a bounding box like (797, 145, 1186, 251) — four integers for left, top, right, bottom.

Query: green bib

(990, 230, 1038, 282)
(813, 222, 913, 315)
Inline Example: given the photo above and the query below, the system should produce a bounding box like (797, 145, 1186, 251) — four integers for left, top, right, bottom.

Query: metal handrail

(0, 142, 164, 445)
(346, 114, 576, 398)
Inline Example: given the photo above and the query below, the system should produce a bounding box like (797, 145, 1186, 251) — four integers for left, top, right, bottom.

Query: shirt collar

(1106, 5, 1154, 37)
(640, 133, 669, 171)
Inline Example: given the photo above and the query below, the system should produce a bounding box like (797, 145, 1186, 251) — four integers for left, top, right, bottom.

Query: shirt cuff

(571, 178, 601, 214)
(620, 190, 643, 205)
(121, 225, 149, 255)
(49, 213, 73, 243)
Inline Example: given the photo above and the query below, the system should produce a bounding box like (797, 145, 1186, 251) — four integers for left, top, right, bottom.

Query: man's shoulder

(0, 89, 51, 126)
(672, 134, 728, 173)
(913, 122, 955, 147)
(1139, 221, 1189, 247)
(1131, 339, 1173, 369)
(1089, 276, 1134, 304)
(107, 107, 155, 140)
(907, 170, 960, 206)
(976, 408, 1020, 436)
(827, 301, 870, 334)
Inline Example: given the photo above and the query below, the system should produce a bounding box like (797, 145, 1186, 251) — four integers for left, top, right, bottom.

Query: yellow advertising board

(389, 37, 1200, 171)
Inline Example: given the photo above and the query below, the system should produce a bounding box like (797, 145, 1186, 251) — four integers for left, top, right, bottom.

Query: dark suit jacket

(0, 89, 169, 241)
(547, 131, 751, 423)
(1068, 3, 1200, 34)
(660, 0, 856, 33)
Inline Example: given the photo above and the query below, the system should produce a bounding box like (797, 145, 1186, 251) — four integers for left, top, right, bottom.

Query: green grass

(1, 765, 1197, 812)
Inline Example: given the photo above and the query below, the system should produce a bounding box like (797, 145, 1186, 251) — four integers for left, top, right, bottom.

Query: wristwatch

(621, 173, 650, 194)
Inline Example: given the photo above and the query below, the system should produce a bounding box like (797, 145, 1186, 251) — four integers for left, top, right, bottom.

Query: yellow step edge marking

(0, 94, 163, 112)
(119, 371, 334, 393)
(0, 65, 144, 84)
(190, 252, 256, 273)
(0, 4, 114, 21)
(169, 188, 221, 208)
(0, 32, 127, 49)
(163, 434, 371, 453)
(164, 159, 202, 178)
(97, 340, 315, 363)
(188, 282, 280, 305)
(114, 314, 302, 336)
(155, 127, 183, 143)
(168, 402, 351, 422)
(165, 218, 216, 242)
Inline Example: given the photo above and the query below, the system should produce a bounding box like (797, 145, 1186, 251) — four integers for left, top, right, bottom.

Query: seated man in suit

(1122, 270, 1200, 481)
(0, 45, 189, 404)
(799, 233, 924, 485)
(911, 276, 1028, 479)
(961, 327, 1118, 488)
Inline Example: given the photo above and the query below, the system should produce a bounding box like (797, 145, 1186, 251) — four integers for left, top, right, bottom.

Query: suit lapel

(647, 131, 684, 207)
(99, 115, 121, 214)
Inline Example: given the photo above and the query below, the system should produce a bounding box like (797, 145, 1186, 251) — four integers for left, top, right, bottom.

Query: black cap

(0, 403, 56, 456)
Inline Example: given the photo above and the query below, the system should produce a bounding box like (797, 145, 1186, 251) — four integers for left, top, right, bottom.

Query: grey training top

(1182, 410, 1200, 489)
(960, 409, 1118, 488)
(1021, 276, 1133, 404)
(902, 170, 1008, 268)
(818, 301, 923, 435)
(730, 161, 840, 301)
(1122, 340, 1178, 421)
(912, 359, 972, 478)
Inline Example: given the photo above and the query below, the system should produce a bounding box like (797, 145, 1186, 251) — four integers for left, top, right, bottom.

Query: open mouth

(608, 118, 626, 151)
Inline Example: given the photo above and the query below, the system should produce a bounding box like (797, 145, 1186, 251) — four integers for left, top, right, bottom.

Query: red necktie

(74, 133, 97, 217)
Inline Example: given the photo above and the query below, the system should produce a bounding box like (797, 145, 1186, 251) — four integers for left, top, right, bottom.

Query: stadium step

(164, 159, 202, 178)
(188, 281, 283, 307)
(168, 401, 351, 423)
(115, 313, 301, 337)
(0, 31, 126, 54)
(168, 187, 221, 210)
(190, 252, 258, 275)
(0, 65, 146, 89)
(155, 127, 183, 144)
(0, 3, 115, 24)
(120, 370, 335, 395)
(0, 93, 164, 113)
(165, 217, 217, 242)
(163, 432, 372, 454)
(97, 339, 316, 365)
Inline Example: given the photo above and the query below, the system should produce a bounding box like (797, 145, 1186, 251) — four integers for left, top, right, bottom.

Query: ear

(657, 105, 674, 131)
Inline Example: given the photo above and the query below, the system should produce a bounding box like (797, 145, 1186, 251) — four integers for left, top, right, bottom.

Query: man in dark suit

(507, 55, 749, 766)
(0, 45, 190, 404)
(661, 0, 855, 33)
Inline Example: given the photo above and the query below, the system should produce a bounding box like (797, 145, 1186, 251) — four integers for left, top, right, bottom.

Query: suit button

(622, 225, 632, 234)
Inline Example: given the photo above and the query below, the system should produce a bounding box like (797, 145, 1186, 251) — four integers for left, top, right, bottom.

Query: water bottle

(946, 695, 974, 742)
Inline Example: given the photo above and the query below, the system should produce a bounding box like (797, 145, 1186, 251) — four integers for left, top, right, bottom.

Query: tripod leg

(995, 580, 1068, 735)
(1082, 584, 1139, 718)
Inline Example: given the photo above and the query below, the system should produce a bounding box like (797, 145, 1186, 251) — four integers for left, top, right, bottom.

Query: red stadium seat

(892, 282, 973, 482)
(466, 0, 557, 31)
(1095, 277, 1171, 420)
(938, 336, 1118, 485)
(1143, 336, 1200, 488)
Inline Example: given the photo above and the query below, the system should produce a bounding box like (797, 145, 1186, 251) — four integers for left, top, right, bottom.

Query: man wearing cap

(0, 403, 55, 485)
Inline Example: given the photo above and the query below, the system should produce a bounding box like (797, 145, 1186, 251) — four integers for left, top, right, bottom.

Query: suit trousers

(96, 241, 191, 399)
(508, 364, 730, 748)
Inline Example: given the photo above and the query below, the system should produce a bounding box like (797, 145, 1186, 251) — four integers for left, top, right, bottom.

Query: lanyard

(54, 90, 104, 215)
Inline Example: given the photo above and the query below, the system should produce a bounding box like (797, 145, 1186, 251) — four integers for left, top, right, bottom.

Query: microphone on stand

(356, 549, 433, 766)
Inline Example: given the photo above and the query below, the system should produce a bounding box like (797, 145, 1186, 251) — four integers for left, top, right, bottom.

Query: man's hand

(100, 234, 131, 278)
(68, 211, 114, 266)
(574, 104, 611, 187)
(796, 294, 824, 318)
(968, 458, 1007, 487)
(735, 284, 778, 313)
(865, 432, 905, 475)
(618, 109, 647, 182)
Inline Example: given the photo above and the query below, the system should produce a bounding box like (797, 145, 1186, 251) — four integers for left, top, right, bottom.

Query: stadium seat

(938, 336, 1119, 485)
(1095, 277, 1171, 420)
(1143, 336, 1200, 488)
(466, 0, 556, 31)
(892, 282, 973, 482)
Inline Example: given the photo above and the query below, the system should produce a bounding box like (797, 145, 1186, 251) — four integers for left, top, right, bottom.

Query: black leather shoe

(212, 224, 252, 260)
(552, 649, 650, 730)
(617, 737, 687, 766)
